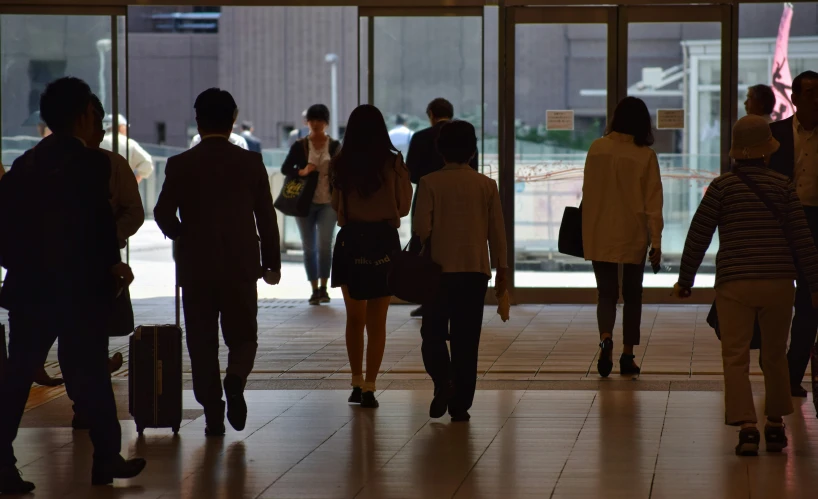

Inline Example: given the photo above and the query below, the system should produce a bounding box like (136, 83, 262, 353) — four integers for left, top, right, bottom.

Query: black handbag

(558, 204, 584, 258)
(110, 287, 135, 337)
(389, 236, 441, 305)
(274, 172, 318, 217)
(707, 301, 762, 350)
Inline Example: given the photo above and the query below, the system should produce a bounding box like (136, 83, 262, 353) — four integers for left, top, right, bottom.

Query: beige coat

(581, 132, 664, 264)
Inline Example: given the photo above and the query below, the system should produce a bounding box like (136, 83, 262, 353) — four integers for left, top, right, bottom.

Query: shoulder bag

(558, 203, 583, 258)
(274, 139, 318, 217)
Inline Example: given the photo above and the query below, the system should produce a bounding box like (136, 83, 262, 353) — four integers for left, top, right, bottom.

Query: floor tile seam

(548, 391, 599, 499)
(482, 313, 537, 375)
(647, 387, 672, 499)
(450, 414, 515, 498)
(533, 306, 580, 376)
(254, 415, 356, 499)
(642, 306, 693, 377)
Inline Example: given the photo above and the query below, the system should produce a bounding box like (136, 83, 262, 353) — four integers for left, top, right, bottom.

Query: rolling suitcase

(128, 266, 183, 435)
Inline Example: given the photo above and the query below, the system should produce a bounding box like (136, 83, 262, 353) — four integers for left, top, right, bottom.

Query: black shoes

(735, 427, 761, 456)
(765, 424, 788, 452)
(224, 374, 247, 432)
(597, 338, 614, 378)
(619, 354, 641, 375)
(319, 286, 331, 304)
(430, 384, 453, 419)
(109, 352, 124, 373)
(91, 455, 147, 485)
(309, 289, 321, 306)
(360, 391, 379, 408)
(348, 387, 362, 404)
(0, 465, 35, 495)
(205, 421, 226, 437)
(792, 384, 808, 397)
(410, 306, 424, 318)
(450, 411, 471, 422)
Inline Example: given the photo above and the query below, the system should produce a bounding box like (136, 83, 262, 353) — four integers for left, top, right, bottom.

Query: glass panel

(738, 3, 818, 119)
(513, 23, 608, 288)
(1, 15, 112, 167)
(372, 15, 483, 247)
(627, 21, 721, 288)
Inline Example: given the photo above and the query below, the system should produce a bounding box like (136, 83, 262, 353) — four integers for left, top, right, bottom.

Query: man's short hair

(426, 98, 454, 120)
(194, 88, 238, 132)
(90, 95, 104, 120)
(395, 114, 406, 126)
(241, 121, 253, 131)
(793, 71, 818, 95)
(306, 104, 330, 123)
(39, 77, 93, 134)
(749, 84, 776, 115)
(436, 120, 477, 164)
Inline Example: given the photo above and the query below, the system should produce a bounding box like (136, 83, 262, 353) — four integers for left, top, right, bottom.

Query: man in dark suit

(240, 121, 263, 154)
(0, 78, 145, 494)
(769, 70, 818, 397)
(155, 88, 281, 436)
(406, 98, 480, 317)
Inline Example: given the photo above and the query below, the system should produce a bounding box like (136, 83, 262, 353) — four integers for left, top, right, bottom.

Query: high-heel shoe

(597, 337, 614, 378)
(619, 353, 641, 375)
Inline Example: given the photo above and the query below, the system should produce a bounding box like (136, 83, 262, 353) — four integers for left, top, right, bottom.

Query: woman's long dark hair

(606, 96, 655, 147)
(331, 104, 397, 198)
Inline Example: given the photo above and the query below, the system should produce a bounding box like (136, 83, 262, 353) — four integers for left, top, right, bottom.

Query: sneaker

(597, 338, 614, 378)
(0, 465, 35, 495)
(309, 289, 321, 306)
(91, 455, 147, 485)
(108, 352, 124, 373)
(764, 424, 788, 453)
(348, 387, 362, 404)
(361, 391, 379, 408)
(319, 286, 331, 304)
(223, 374, 248, 431)
(429, 383, 453, 419)
(735, 427, 760, 456)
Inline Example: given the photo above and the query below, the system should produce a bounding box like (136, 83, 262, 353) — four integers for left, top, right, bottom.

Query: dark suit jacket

(770, 117, 796, 179)
(0, 134, 120, 311)
(241, 131, 263, 154)
(406, 121, 479, 186)
(154, 137, 281, 286)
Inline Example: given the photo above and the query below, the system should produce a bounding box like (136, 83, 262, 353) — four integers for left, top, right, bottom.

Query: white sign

(546, 110, 575, 131)
(657, 109, 685, 130)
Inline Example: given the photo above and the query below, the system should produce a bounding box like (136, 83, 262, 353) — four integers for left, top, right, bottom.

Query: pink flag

(770, 3, 795, 121)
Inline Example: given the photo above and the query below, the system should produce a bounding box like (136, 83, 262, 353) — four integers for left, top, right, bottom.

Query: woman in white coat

(582, 97, 664, 377)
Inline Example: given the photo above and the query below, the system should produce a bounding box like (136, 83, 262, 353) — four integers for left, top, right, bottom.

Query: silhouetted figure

(414, 120, 507, 422)
(331, 104, 413, 408)
(582, 97, 663, 378)
(745, 84, 776, 123)
(0, 77, 145, 494)
(768, 70, 818, 397)
(281, 104, 341, 305)
(406, 98, 479, 318)
(154, 88, 282, 437)
(388, 114, 413, 157)
(102, 113, 154, 184)
(240, 121, 263, 154)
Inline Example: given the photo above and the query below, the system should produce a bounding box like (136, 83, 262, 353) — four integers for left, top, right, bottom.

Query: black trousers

(421, 273, 489, 414)
(592, 260, 645, 346)
(789, 205, 818, 387)
(182, 280, 258, 422)
(0, 305, 121, 466)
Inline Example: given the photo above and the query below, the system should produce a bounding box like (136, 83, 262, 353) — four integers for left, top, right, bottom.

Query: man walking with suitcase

(0, 77, 145, 494)
(155, 88, 282, 437)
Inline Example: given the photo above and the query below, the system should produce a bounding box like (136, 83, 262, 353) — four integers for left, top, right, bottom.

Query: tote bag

(274, 172, 318, 217)
(558, 204, 584, 258)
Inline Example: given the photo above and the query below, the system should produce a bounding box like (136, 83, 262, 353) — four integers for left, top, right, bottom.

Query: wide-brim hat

(729, 115, 779, 160)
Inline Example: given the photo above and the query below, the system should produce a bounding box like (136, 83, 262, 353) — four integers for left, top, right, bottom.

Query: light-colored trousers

(716, 278, 795, 425)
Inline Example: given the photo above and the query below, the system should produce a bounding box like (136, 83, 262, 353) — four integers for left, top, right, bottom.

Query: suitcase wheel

(172, 426, 179, 434)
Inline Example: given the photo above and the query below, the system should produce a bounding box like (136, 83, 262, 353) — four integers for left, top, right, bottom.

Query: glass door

(621, 6, 731, 295)
(359, 6, 484, 247)
(504, 7, 618, 303)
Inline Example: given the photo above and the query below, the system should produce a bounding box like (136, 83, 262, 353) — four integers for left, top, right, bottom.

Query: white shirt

(388, 125, 413, 156)
(310, 140, 332, 205)
(793, 115, 818, 207)
(581, 132, 664, 264)
(190, 132, 248, 150)
(101, 133, 154, 179)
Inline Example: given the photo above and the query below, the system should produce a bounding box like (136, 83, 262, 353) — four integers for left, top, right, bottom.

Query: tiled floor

(14, 387, 818, 499)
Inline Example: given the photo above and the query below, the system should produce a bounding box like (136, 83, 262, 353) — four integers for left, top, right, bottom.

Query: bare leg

(342, 286, 367, 382)
(364, 297, 391, 386)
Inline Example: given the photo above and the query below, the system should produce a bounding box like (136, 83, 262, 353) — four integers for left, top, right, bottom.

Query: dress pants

(421, 273, 489, 414)
(789, 205, 818, 388)
(0, 305, 121, 465)
(182, 280, 258, 423)
(716, 279, 794, 425)
(592, 260, 645, 345)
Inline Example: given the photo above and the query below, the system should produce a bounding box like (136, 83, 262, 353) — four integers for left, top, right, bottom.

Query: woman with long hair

(281, 104, 341, 305)
(582, 96, 664, 377)
(330, 105, 413, 408)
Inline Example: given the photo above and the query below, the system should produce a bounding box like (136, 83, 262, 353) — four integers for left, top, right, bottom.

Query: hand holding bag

(388, 237, 442, 305)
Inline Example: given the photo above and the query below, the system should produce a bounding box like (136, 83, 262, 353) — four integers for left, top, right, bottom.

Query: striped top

(678, 165, 818, 291)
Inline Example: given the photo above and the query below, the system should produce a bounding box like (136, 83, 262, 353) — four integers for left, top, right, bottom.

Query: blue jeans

(296, 203, 336, 282)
